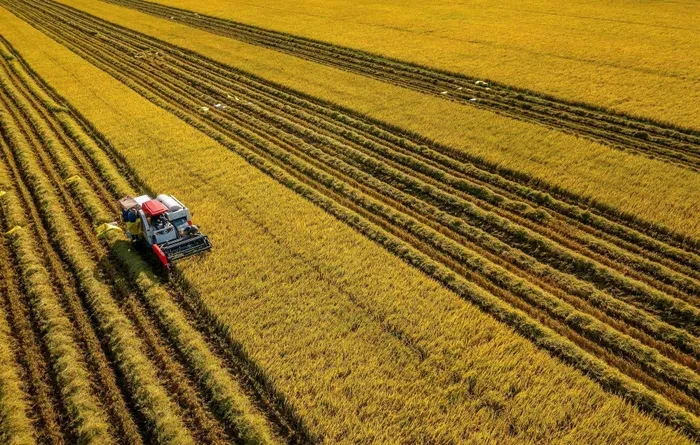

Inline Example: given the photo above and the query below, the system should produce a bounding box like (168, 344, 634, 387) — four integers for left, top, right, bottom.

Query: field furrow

(100, 0, 700, 172)
(0, 32, 308, 445)
(118, 286, 232, 445)
(0, 225, 37, 445)
(0, 179, 65, 445)
(0, 56, 149, 445)
(3, 0, 699, 438)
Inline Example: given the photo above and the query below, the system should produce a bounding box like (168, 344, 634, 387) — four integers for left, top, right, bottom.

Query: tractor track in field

(0, 32, 312, 444)
(5, 0, 700, 437)
(100, 0, 700, 172)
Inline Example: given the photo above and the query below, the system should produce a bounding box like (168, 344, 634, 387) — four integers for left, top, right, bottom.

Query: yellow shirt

(126, 219, 143, 237)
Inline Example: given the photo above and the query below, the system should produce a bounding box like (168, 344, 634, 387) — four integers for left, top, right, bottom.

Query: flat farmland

(0, 1, 698, 444)
(133, 0, 700, 129)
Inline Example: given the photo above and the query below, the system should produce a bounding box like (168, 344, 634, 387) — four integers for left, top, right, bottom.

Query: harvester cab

(119, 194, 212, 269)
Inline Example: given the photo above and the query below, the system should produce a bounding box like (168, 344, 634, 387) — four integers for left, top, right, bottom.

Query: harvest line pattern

(102, 0, 700, 171)
(5, 0, 700, 437)
(0, 33, 311, 444)
(0, 159, 68, 445)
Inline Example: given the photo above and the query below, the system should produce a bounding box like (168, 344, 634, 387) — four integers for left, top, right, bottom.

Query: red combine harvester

(119, 194, 211, 269)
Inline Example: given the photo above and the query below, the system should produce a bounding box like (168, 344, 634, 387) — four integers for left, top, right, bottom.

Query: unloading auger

(119, 194, 212, 269)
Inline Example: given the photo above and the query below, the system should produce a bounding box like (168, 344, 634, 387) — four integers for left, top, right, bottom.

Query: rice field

(49, 0, 700, 240)
(0, 0, 698, 443)
(126, 0, 700, 130)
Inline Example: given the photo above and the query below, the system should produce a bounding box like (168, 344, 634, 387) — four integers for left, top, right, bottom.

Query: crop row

(0, 54, 189, 444)
(0, 35, 306, 444)
(57, 0, 700, 258)
(0, 189, 37, 445)
(153, 55, 700, 294)
(0, 172, 63, 445)
(0, 290, 35, 445)
(0, 110, 122, 444)
(0, 54, 200, 445)
(7, 0, 699, 437)
(7, 28, 312, 439)
(176, 68, 700, 288)
(102, 0, 700, 171)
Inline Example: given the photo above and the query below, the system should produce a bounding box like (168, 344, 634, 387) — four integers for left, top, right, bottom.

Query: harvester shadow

(91, 240, 157, 444)
(102, 238, 316, 444)
(168, 268, 317, 444)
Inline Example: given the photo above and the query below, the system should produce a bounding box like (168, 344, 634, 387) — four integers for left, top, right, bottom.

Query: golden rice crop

(141, 0, 700, 130)
(0, 33, 287, 444)
(0, 7, 693, 443)
(50, 0, 700, 241)
(0, 1, 699, 444)
(0, 79, 194, 445)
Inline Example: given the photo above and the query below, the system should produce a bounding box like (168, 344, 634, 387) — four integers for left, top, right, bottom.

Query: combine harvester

(119, 194, 212, 269)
